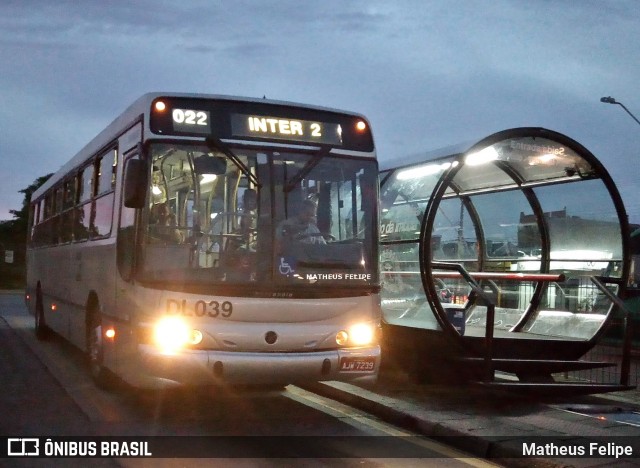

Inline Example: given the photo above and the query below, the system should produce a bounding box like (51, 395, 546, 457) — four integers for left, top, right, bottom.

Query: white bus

(26, 93, 381, 389)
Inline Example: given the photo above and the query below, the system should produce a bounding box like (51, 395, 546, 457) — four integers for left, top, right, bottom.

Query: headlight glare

(153, 316, 190, 354)
(349, 323, 375, 346)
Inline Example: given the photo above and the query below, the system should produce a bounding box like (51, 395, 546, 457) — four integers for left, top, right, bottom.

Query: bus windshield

(140, 142, 378, 291)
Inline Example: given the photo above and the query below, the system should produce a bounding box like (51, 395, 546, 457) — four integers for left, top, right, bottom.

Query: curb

(303, 381, 623, 467)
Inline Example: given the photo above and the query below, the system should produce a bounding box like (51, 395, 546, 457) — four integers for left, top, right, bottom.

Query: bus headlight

(153, 317, 203, 353)
(335, 330, 349, 346)
(349, 323, 375, 346)
(335, 323, 376, 347)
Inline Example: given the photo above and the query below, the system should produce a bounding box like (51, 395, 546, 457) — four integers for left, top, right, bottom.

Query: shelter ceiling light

(465, 147, 499, 166)
(396, 162, 452, 180)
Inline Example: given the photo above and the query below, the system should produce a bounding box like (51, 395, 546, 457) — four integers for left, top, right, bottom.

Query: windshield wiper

(205, 136, 261, 188)
(284, 146, 331, 193)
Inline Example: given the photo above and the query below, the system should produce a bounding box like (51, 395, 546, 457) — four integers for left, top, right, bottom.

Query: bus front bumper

(126, 344, 380, 389)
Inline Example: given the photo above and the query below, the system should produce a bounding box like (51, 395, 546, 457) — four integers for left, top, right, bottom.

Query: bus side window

(53, 187, 63, 244)
(91, 151, 117, 238)
(60, 178, 75, 243)
(79, 164, 94, 203)
(97, 150, 117, 195)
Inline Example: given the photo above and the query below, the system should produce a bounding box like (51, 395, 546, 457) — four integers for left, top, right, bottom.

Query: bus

(25, 93, 381, 389)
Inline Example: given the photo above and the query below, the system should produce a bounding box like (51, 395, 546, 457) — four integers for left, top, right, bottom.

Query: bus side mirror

(123, 159, 148, 208)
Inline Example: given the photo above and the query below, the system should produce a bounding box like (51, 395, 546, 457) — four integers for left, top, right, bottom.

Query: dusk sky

(1, 1, 639, 223)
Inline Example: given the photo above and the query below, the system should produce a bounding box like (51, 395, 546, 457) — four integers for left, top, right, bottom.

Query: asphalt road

(0, 292, 499, 467)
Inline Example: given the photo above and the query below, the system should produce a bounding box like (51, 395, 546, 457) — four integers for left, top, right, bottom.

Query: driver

(149, 202, 183, 244)
(277, 199, 327, 246)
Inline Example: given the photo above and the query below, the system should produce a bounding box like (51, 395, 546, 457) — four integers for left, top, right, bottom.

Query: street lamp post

(600, 95, 637, 387)
(600, 96, 640, 127)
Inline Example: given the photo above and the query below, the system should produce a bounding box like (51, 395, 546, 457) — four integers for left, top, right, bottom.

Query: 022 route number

(172, 109, 208, 126)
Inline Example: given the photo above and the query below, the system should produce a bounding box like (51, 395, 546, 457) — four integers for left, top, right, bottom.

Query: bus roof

(33, 92, 371, 200)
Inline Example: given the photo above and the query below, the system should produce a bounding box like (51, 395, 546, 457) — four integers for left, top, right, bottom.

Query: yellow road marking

(286, 386, 500, 467)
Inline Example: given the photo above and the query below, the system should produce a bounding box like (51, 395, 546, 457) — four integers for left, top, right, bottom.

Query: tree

(10, 173, 54, 226)
(0, 173, 52, 260)
(0, 173, 53, 287)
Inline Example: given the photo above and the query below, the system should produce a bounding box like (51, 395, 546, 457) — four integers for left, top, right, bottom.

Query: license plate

(339, 356, 376, 373)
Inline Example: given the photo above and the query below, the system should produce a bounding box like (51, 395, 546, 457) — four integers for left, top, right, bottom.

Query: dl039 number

(166, 299, 233, 317)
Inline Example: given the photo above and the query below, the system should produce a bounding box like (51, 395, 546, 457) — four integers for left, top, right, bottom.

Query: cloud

(0, 0, 638, 221)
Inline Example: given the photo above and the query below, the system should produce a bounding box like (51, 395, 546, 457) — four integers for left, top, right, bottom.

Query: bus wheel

(34, 289, 49, 340)
(86, 309, 114, 389)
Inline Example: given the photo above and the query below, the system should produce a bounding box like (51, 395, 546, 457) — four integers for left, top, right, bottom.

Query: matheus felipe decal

(306, 273, 372, 282)
(277, 256, 371, 283)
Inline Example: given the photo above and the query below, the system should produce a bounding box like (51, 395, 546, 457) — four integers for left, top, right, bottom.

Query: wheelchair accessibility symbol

(278, 257, 296, 276)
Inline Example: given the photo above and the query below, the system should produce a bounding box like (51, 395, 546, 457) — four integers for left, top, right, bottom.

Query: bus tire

(86, 306, 115, 390)
(34, 288, 49, 340)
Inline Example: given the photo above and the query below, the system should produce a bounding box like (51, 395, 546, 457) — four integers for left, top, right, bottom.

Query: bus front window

(272, 152, 378, 288)
(142, 143, 262, 284)
(139, 144, 378, 290)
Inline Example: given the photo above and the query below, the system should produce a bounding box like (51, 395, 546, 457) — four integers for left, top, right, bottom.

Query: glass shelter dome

(379, 128, 631, 383)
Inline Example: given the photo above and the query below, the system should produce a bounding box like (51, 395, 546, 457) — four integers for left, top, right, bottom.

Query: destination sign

(231, 114, 342, 145)
(150, 97, 372, 151)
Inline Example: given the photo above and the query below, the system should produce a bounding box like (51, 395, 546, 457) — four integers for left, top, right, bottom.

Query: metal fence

(557, 316, 640, 387)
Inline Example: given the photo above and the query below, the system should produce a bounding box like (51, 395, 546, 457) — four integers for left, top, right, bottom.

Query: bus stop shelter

(379, 127, 632, 385)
